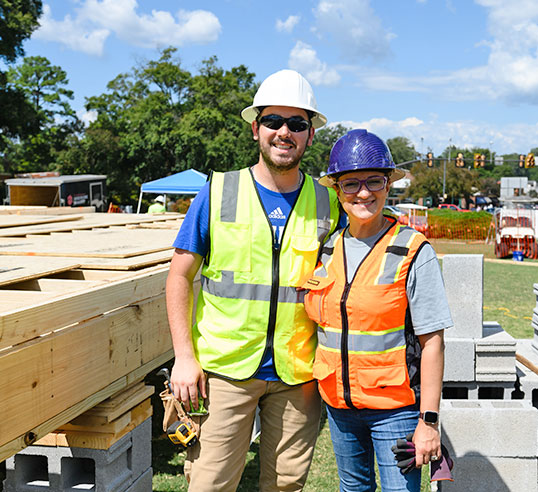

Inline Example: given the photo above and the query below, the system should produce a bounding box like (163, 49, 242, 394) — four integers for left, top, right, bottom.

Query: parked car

(438, 204, 471, 212)
(383, 205, 405, 217)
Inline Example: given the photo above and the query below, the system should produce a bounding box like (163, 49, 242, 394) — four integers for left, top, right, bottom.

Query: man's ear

(251, 120, 259, 141)
(307, 127, 315, 146)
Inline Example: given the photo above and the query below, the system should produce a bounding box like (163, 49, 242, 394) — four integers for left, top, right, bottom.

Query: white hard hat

(241, 69, 327, 129)
(155, 195, 165, 203)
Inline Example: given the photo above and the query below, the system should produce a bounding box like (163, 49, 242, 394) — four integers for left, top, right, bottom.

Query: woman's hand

(413, 419, 441, 467)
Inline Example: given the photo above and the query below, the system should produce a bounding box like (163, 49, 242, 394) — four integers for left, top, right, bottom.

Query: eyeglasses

(337, 175, 388, 194)
(258, 114, 311, 133)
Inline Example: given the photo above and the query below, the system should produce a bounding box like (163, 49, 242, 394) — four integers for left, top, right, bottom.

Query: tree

(72, 49, 259, 205)
(0, 0, 43, 154)
(0, 0, 42, 62)
(3, 56, 79, 172)
(387, 136, 416, 165)
(302, 124, 349, 177)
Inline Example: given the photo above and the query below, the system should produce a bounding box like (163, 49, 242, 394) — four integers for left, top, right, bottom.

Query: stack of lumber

(37, 382, 154, 450)
(0, 212, 187, 462)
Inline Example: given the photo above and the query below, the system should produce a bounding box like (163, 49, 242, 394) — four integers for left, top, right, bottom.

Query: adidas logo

(268, 207, 286, 219)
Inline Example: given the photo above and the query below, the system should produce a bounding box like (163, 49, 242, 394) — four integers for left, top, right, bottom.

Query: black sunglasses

(258, 114, 311, 133)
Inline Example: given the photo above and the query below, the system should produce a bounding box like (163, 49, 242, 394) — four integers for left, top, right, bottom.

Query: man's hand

(170, 356, 207, 410)
(413, 419, 441, 467)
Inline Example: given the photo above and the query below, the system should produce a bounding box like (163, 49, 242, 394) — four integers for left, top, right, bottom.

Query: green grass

(151, 240, 537, 489)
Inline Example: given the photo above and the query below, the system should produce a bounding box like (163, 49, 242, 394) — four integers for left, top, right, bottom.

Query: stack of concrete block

(438, 400, 538, 491)
(442, 255, 517, 395)
(3, 417, 152, 492)
(439, 254, 538, 491)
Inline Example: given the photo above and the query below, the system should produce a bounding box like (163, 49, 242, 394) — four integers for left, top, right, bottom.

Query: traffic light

(525, 153, 535, 168)
(426, 152, 433, 167)
(519, 154, 525, 167)
(455, 152, 464, 167)
(480, 154, 486, 167)
(473, 153, 481, 168)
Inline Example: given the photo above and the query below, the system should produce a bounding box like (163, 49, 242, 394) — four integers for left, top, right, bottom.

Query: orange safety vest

(303, 218, 428, 410)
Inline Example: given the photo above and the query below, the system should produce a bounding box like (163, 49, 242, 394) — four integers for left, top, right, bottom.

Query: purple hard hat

(319, 129, 406, 187)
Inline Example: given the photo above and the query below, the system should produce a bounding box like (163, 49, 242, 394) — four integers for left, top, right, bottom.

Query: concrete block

(4, 418, 151, 492)
(475, 325, 516, 382)
(443, 338, 475, 382)
(440, 400, 538, 458)
(130, 417, 152, 474)
(124, 467, 152, 492)
(442, 254, 483, 339)
(438, 456, 538, 492)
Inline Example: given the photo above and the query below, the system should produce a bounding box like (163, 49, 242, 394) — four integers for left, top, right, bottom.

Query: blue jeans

(326, 404, 421, 492)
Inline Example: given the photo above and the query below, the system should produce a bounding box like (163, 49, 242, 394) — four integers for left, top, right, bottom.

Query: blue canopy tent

(136, 169, 208, 213)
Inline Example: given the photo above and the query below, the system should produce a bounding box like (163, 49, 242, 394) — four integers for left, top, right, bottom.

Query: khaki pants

(185, 375, 321, 492)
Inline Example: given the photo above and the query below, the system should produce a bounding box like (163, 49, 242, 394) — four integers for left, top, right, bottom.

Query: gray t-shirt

(343, 226, 453, 336)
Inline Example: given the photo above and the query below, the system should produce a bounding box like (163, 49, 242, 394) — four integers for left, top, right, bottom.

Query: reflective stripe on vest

(318, 325, 405, 354)
(304, 219, 428, 409)
(193, 168, 340, 384)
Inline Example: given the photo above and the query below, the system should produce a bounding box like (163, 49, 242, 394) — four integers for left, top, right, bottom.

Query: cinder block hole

(533, 389, 538, 409)
(478, 387, 504, 399)
(61, 457, 95, 491)
(16, 454, 49, 487)
(442, 386, 468, 399)
(511, 385, 525, 400)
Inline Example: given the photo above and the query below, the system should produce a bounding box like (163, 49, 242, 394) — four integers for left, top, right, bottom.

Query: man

(148, 195, 166, 213)
(165, 69, 341, 491)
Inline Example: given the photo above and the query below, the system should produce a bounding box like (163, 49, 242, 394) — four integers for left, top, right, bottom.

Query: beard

(258, 136, 308, 174)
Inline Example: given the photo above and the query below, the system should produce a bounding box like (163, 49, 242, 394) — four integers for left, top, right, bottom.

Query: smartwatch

(419, 411, 439, 425)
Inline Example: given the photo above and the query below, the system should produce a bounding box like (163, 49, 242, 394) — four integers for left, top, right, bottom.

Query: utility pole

(443, 138, 451, 200)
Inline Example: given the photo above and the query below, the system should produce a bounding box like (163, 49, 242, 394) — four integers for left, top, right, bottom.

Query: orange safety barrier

(397, 214, 492, 241)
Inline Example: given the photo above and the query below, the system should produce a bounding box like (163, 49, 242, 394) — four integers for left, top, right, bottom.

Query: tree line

(1, 1, 537, 208)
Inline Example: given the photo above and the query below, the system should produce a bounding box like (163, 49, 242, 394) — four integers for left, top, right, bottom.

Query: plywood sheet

(0, 256, 81, 287)
(0, 213, 183, 237)
(0, 227, 177, 258)
(0, 206, 95, 215)
(75, 249, 173, 270)
(0, 214, 82, 229)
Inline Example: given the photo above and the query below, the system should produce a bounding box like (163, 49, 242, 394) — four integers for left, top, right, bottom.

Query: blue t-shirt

(173, 179, 303, 381)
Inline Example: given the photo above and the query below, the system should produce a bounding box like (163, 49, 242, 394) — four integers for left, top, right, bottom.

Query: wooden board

(0, 256, 81, 287)
(0, 227, 177, 258)
(0, 293, 172, 447)
(0, 206, 95, 215)
(37, 399, 153, 449)
(75, 249, 173, 270)
(0, 265, 169, 350)
(0, 213, 183, 237)
(0, 214, 82, 229)
(0, 349, 173, 462)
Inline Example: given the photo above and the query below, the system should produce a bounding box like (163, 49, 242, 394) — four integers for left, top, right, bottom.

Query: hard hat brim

(241, 105, 327, 129)
(318, 168, 407, 188)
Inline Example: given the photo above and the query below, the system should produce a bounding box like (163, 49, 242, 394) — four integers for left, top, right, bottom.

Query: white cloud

(34, 1, 221, 55)
(35, 4, 109, 56)
(333, 116, 538, 155)
(78, 109, 98, 126)
(312, 0, 395, 61)
(276, 15, 300, 33)
(289, 41, 341, 86)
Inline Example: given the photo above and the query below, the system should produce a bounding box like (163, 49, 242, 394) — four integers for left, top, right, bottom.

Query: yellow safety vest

(192, 168, 340, 385)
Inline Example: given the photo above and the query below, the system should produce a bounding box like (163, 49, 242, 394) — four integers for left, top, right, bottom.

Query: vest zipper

(265, 237, 280, 366)
(340, 281, 355, 409)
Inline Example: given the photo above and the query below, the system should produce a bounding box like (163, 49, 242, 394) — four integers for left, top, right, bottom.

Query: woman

(303, 129, 452, 492)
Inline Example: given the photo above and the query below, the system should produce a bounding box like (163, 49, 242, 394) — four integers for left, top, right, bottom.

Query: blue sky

(16, 0, 538, 156)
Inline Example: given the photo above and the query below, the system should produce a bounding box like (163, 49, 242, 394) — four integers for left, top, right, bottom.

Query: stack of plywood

(0, 212, 187, 462)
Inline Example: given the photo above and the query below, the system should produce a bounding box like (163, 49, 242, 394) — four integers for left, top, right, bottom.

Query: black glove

(391, 432, 416, 474)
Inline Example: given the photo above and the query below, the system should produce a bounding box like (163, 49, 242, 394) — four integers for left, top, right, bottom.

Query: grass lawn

(151, 239, 537, 490)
